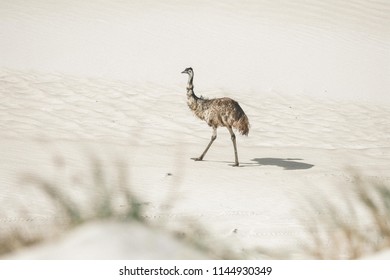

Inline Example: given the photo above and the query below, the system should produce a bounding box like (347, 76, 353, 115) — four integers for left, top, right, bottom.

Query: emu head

(181, 67, 193, 76)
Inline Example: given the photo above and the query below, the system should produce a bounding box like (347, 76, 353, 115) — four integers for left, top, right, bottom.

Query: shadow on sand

(199, 158, 314, 170)
(247, 158, 314, 170)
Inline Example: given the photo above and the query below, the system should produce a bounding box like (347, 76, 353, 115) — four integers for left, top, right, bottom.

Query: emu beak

(181, 70, 187, 74)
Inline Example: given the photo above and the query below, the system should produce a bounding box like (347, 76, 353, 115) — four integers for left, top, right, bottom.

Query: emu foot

(191, 157, 203, 161)
(232, 162, 239, 167)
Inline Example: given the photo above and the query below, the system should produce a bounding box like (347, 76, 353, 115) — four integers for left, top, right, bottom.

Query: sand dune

(1, 0, 389, 102)
(1, 0, 390, 259)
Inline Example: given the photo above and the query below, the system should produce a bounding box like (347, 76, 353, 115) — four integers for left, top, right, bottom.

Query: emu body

(182, 67, 249, 166)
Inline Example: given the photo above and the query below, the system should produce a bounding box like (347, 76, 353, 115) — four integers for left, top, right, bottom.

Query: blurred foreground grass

(1, 159, 389, 259)
(0, 156, 237, 259)
(300, 173, 390, 259)
(0, 158, 143, 256)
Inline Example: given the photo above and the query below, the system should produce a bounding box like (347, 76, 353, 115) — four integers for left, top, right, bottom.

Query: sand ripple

(1, 70, 389, 150)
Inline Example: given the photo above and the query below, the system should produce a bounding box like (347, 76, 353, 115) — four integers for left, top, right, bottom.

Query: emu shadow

(250, 158, 314, 170)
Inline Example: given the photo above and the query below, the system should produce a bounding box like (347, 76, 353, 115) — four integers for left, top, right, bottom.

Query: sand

(0, 0, 389, 259)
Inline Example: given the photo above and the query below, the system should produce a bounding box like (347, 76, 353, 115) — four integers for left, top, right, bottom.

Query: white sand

(1, 0, 390, 259)
(5, 221, 208, 260)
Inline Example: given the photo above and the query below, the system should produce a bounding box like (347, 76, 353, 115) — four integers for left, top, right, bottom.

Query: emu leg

(192, 128, 217, 161)
(227, 126, 239, 166)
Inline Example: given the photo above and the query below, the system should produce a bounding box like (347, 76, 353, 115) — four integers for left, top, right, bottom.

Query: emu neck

(187, 74, 194, 91)
(186, 74, 197, 98)
(186, 74, 199, 111)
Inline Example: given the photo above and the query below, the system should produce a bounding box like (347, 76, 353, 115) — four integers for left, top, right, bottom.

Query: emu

(182, 67, 249, 166)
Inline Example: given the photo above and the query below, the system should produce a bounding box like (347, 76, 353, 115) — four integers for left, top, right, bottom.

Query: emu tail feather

(234, 114, 250, 136)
